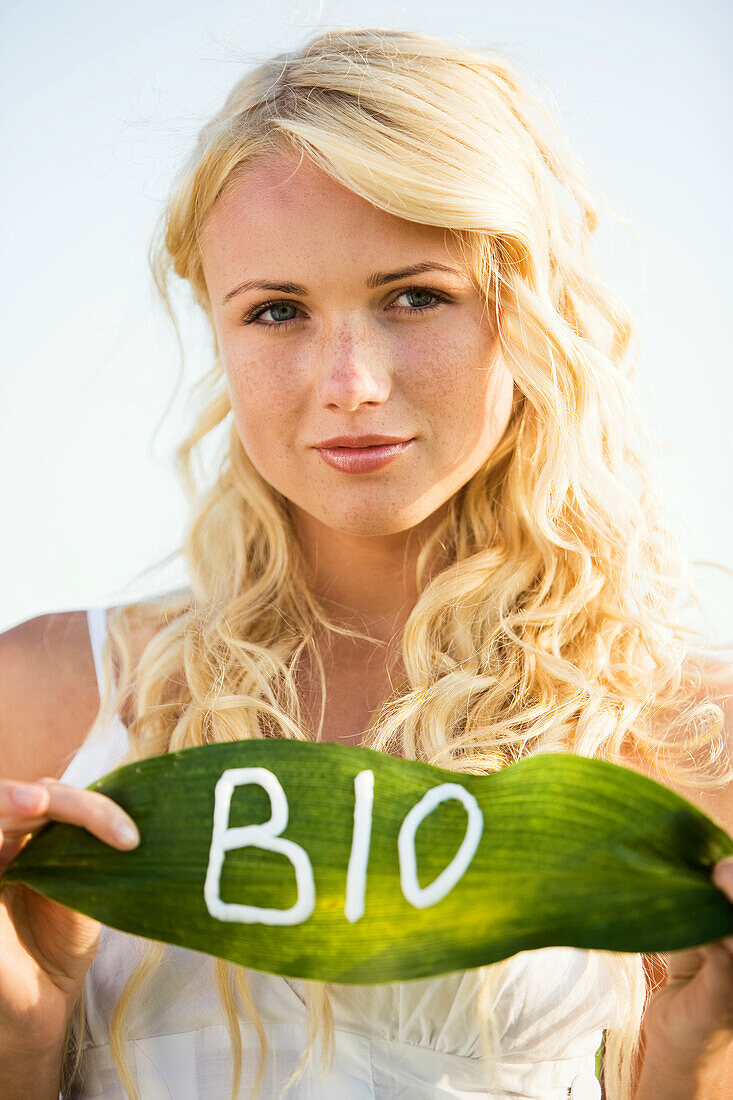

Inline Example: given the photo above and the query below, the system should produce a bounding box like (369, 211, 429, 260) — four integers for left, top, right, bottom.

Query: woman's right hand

(0, 777, 140, 1056)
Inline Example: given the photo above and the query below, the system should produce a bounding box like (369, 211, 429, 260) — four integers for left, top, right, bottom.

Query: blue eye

(242, 286, 450, 332)
(252, 302, 300, 327)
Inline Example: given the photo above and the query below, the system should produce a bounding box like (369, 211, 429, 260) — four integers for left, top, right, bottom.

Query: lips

(314, 439, 414, 473)
(315, 435, 413, 448)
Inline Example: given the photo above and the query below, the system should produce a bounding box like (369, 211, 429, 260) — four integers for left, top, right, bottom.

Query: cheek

(416, 331, 508, 428)
(395, 333, 469, 419)
(225, 366, 297, 466)
(421, 351, 513, 477)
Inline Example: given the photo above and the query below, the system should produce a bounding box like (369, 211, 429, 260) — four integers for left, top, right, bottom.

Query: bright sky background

(2, 0, 731, 648)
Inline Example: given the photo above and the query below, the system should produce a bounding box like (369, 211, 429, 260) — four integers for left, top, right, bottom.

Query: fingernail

(11, 785, 44, 810)
(114, 819, 140, 848)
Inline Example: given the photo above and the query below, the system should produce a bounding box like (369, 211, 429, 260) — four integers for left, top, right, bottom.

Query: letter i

(344, 769, 374, 923)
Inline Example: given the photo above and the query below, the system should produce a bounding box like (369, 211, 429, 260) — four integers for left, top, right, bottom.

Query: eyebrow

(221, 261, 465, 305)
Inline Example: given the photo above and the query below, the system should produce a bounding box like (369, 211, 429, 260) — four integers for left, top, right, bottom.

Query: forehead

(199, 152, 455, 276)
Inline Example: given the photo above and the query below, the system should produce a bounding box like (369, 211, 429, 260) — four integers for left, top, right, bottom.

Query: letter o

(398, 783, 483, 909)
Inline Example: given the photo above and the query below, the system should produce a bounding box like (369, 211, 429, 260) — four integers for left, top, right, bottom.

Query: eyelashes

(240, 285, 452, 332)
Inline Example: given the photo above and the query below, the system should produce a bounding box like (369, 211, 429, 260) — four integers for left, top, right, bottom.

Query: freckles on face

(225, 309, 509, 514)
(198, 153, 514, 532)
(367, 300, 511, 503)
(231, 364, 305, 486)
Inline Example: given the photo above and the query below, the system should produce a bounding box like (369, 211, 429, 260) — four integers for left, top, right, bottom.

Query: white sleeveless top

(58, 606, 626, 1100)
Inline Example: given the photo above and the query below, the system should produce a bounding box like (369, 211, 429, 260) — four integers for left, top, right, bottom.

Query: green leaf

(595, 1032, 605, 1086)
(2, 741, 732, 984)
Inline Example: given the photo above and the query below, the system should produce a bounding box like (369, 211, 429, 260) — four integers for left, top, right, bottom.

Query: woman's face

(200, 152, 515, 539)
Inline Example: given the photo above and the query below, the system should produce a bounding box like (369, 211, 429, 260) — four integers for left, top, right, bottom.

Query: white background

(2, 0, 731, 645)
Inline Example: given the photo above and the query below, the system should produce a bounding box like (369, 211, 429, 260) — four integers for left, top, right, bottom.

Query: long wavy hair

(59, 26, 733, 1100)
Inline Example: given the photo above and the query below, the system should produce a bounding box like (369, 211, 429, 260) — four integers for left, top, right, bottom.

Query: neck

(291, 502, 449, 648)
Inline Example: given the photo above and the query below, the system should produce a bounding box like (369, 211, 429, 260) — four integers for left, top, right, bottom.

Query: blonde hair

(60, 26, 733, 1100)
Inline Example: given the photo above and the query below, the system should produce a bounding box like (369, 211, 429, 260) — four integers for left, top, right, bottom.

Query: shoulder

(0, 610, 100, 782)
(619, 656, 733, 834)
(0, 604, 167, 783)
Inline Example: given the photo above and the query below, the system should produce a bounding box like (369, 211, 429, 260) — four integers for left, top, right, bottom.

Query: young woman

(2, 26, 733, 1100)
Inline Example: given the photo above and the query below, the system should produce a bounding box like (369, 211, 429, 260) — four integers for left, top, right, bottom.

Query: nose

(314, 329, 391, 412)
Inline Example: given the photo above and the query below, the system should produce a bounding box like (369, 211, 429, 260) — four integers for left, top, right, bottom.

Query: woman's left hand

(640, 858, 733, 1076)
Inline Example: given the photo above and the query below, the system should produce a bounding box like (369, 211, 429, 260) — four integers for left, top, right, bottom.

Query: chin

(325, 511, 430, 537)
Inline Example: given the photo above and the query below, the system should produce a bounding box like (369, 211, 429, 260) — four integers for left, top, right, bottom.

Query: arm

(622, 660, 733, 1097)
(0, 612, 136, 1098)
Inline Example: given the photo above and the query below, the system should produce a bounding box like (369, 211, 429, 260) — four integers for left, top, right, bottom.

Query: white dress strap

(58, 606, 129, 790)
(86, 605, 116, 697)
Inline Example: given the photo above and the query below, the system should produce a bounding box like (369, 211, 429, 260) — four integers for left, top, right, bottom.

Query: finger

(711, 859, 733, 896)
(666, 945, 708, 984)
(36, 777, 140, 848)
(692, 942, 733, 1023)
(1, 780, 51, 817)
(0, 778, 139, 850)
